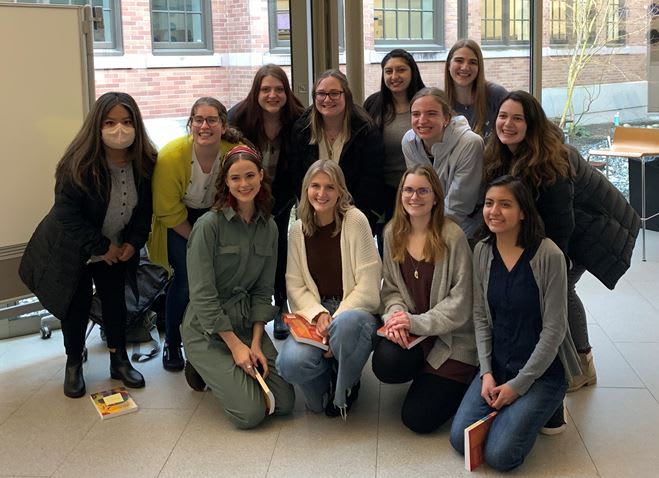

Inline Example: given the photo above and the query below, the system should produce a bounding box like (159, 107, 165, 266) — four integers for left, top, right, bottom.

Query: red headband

(225, 144, 261, 162)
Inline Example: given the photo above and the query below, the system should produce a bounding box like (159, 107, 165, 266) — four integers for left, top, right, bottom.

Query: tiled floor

(1, 231, 657, 478)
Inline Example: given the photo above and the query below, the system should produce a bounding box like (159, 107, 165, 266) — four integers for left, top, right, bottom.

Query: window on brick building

(268, 0, 344, 53)
(151, 0, 212, 53)
(373, 0, 443, 50)
(481, 0, 530, 46)
(12, 0, 122, 52)
(550, 0, 626, 46)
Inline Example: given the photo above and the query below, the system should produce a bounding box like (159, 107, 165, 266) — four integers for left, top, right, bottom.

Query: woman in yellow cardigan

(149, 97, 243, 371)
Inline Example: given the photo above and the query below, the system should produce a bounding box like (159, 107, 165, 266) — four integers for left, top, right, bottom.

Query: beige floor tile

(567, 387, 659, 478)
(584, 324, 644, 389)
(0, 406, 16, 425)
(616, 342, 659, 400)
(52, 408, 193, 478)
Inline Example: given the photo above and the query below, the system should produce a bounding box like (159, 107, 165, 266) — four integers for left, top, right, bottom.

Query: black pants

(372, 338, 469, 434)
(273, 201, 294, 306)
(61, 261, 128, 359)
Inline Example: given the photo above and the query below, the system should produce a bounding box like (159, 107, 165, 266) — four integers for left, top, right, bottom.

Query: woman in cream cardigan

(276, 159, 381, 418)
(372, 164, 477, 433)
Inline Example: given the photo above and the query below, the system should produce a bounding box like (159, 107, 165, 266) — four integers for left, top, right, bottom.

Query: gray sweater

(381, 220, 478, 369)
(401, 116, 484, 238)
(472, 238, 582, 395)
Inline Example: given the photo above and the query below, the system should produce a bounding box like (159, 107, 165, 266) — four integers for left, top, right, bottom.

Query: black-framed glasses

(402, 187, 432, 198)
(315, 90, 344, 101)
(191, 115, 221, 127)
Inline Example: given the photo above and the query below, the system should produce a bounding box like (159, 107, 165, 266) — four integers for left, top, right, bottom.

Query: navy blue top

(488, 244, 563, 385)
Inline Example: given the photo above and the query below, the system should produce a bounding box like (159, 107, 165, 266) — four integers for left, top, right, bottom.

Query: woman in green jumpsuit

(181, 145, 295, 429)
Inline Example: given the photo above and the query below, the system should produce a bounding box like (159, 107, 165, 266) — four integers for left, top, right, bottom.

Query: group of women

(19, 38, 639, 471)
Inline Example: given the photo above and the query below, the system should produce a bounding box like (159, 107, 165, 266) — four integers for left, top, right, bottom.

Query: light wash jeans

(449, 372, 567, 472)
(276, 299, 378, 412)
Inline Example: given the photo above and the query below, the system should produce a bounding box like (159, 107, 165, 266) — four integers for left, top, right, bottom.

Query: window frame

(373, 0, 444, 51)
(549, 0, 626, 47)
(481, 0, 531, 47)
(150, 0, 213, 55)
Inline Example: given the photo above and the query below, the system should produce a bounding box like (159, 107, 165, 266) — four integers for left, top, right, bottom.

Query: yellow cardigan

(147, 135, 238, 269)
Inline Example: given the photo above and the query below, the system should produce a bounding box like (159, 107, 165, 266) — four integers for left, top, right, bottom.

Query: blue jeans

(165, 228, 189, 347)
(276, 302, 378, 411)
(449, 372, 567, 472)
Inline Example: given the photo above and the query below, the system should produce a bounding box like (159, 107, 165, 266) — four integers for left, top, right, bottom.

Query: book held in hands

(464, 411, 498, 471)
(90, 386, 138, 420)
(282, 313, 329, 351)
(376, 325, 427, 349)
(253, 366, 275, 415)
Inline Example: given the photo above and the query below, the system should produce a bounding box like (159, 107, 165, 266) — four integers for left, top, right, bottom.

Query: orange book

(464, 411, 498, 471)
(282, 313, 329, 351)
(376, 325, 427, 349)
(89, 386, 138, 420)
(253, 366, 275, 415)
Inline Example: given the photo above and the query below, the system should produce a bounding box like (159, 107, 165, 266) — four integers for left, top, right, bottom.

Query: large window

(550, 0, 626, 46)
(481, 0, 530, 46)
(373, 0, 443, 49)
(151, 0, 212, 53)
(13, 0, 121, 51)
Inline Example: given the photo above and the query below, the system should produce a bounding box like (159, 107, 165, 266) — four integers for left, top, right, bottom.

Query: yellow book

(90, 386, 138, 420)
(253, 366, 275, 415)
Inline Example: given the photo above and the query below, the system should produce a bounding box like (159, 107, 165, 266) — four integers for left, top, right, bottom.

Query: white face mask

(102, 123, 136, 150)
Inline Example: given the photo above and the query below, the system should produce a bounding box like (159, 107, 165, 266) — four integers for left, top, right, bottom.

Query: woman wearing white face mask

(20, 92, 157, 398)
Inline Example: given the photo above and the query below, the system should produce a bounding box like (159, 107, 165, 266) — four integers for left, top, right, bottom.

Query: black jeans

(372, 338, 469, 434)
(62, 260, 128, 358)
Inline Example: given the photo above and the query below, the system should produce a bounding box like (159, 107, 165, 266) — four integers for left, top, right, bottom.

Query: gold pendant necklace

(410, 256, 421, 279)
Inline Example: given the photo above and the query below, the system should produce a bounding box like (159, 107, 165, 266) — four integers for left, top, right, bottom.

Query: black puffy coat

(567, 146, 640, 289)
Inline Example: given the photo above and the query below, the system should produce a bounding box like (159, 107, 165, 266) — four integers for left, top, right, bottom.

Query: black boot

(63, 356, 85, 398)
(110, 348, 145, 388)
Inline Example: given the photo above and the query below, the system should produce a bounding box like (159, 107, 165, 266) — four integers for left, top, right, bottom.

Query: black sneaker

(184, 360, 207, 391)
(273, 311, 289, 340)
(162, 343, 185, 371)
(326, 379, 361, 418)
(540, 401, 566, 435)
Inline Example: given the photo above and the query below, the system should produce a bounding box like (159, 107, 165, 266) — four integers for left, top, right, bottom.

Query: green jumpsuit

(181, 207, 295, 429)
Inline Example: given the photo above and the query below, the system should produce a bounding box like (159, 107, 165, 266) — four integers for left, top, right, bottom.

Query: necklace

(410, 255, 422, 279)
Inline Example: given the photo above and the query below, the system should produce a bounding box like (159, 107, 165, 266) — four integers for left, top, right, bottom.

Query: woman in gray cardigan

(372, 164, 478, 433)
(449, 176, 581, 472)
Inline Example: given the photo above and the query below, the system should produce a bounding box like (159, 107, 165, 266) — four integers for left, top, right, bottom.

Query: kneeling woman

(372, 164, 477, 434)
(449, 176, 581, 471)
(181, 146, 295, 429)
(276, 160, 381, 418)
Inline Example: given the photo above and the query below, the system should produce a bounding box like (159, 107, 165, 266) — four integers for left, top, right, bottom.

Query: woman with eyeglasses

(181, 145, 295, 429)
(449, 176, 581, 471)
(402, 87, 484, 240)
(149, 97, 245, 372)
(276, 160, 381, 418)
(444, 39, 508, 139)
(20, 92, 157, 397)
(371, 164, 477, 433)
(364, 49, 426, 242)
(228, 65, 305, 340)
(290, 69, 384, 231)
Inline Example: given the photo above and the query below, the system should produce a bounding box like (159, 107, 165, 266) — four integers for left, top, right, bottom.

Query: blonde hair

(298, 160, 354, 237)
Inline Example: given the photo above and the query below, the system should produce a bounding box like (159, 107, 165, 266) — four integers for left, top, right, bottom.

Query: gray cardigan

(381, 220, 478, 369)
(401, 115, 484, 239)
(472, 238, 582, 395)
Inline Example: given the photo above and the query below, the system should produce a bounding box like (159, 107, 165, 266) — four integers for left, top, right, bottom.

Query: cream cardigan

(286, 207, 382, 322)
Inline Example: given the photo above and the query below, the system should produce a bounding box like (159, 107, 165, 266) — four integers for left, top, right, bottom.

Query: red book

(376, 325, 427, 349)
(282, 313, 329, 351)
(464, 411, 498, 471)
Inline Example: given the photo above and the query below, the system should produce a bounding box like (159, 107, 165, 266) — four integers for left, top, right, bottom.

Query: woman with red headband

(180, 145, 295, 429)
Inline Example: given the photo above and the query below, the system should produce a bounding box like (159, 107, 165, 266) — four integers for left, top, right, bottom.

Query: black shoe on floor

(162, 343, 185, 371)
(540, 401, 566, 435)
(326, 380, 361, 418)
(273, 311, 289, 340)
(184, 360, 207, 391)
(110, 348, 145, 388)
(63, 357, 85, 398)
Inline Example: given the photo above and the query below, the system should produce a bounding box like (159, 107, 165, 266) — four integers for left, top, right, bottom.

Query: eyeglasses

(191, 116, 221, 127)
(315, 90, 344, 101)
(402, 187, 432, 198)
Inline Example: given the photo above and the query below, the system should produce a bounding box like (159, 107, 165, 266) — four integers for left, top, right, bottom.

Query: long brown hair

(55, 92, 156, 196)
(229, 64, 304, 148)
(212, 145, 273, 216)
(308, 69, 373, 145)
(444, 39, 488, 136)
(298, 160, 354, 237)
(483, 90, 571, 188)
(388, 164, 446, 263)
